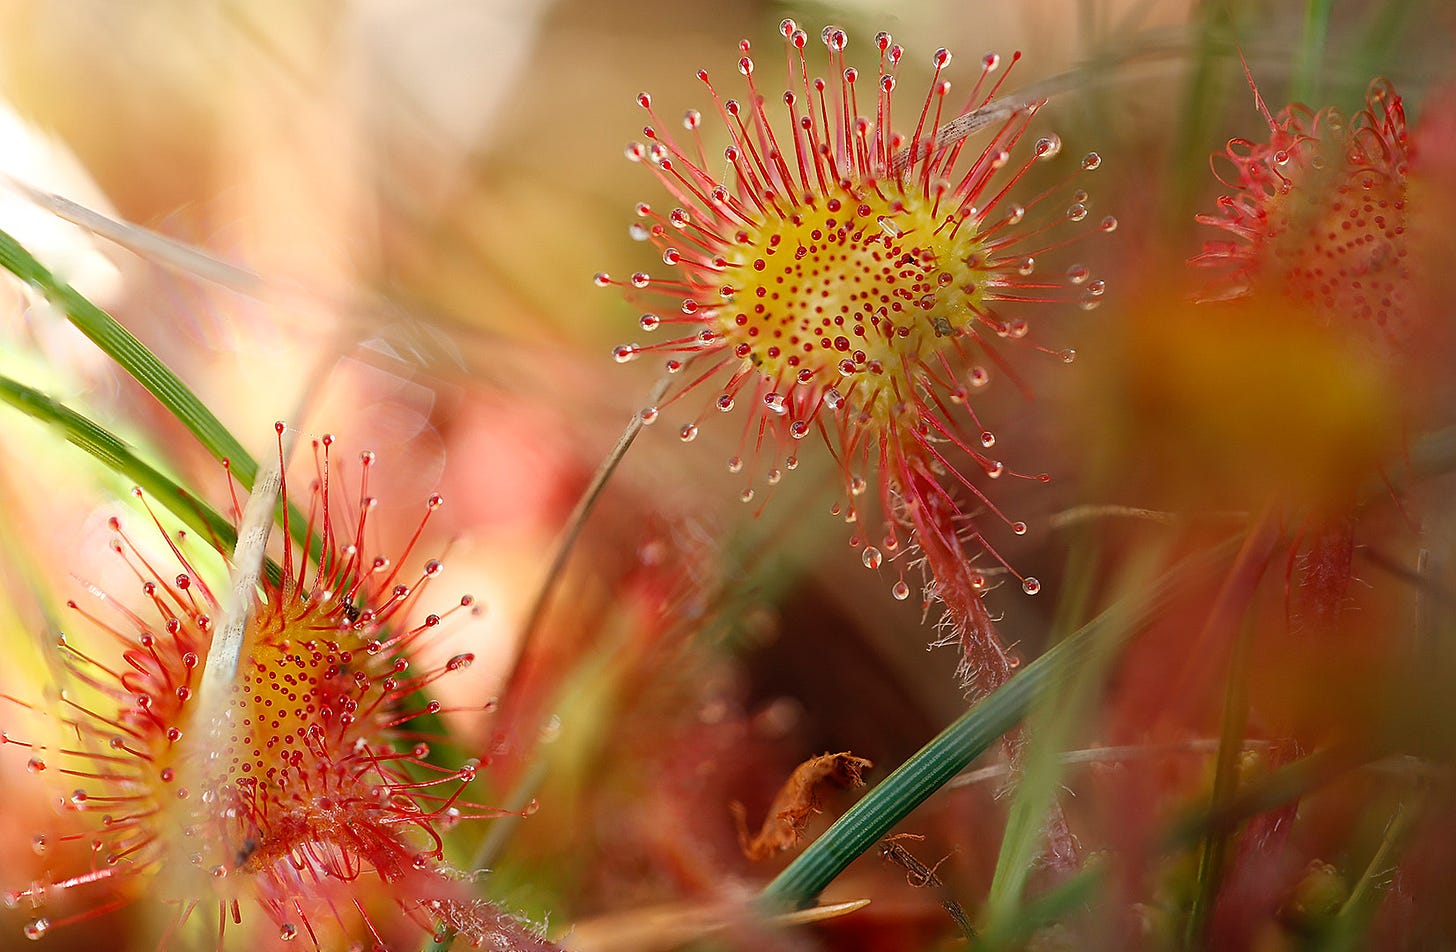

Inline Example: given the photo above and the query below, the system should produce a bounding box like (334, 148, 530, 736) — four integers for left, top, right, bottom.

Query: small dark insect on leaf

(342, 598, 361, 624)
(732, 752, 872, 862)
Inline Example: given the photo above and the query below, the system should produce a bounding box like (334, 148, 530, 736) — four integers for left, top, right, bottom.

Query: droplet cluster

(1, 431, 512, 947)
(602, 20, 1110, 599)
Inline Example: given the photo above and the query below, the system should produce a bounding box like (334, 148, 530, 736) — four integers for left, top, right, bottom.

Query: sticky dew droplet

(1035, 134, 1062, 159)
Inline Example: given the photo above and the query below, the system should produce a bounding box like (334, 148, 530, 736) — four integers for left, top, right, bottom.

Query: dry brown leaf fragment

(732, 752, 873, 861)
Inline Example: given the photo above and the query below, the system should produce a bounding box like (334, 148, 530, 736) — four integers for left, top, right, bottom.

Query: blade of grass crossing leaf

(760, 537, 1241, 909)
(0, 372, 287, 586)
(0, 228, 254, 481)
(1184, 612, 1255, 949)
(976, 868, 1101, 952)
(0, 227, 323, 562)
(1170, 4, 1239, 226)
(1352, 2, 1422, 100)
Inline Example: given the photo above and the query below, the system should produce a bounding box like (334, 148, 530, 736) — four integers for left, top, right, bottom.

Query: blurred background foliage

(0, 1, 1454, 949)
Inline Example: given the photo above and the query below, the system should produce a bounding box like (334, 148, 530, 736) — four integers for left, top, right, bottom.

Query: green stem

(1293, 0, 1333, 103)
(760, 537, 1239, 908)
(1176, 506, 1281, 945)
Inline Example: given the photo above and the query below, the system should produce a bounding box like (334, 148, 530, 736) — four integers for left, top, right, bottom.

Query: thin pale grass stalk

(0, 174, 270, 299)
(947, 739, 1278, 789)
(513, 373, 674, 657)
(195, 428, 290, 747)
(759, 534, 1244, 909)
(0, 176, 511, 377)
(1048, 504, 1249, 529)
(467, 375, 673, 870)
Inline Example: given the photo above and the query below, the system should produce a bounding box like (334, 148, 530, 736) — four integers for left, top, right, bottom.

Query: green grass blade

(759, 537, 1240, 909)
(981, 533, 1111, 936)
(0, 372, 287, 585)
(1326, 799, 1418, 952)
(0, 227, 328, 564)
(0, 227, 257, 486)
(1293, 0, 1334, 103)
(0, 372, 235, 544)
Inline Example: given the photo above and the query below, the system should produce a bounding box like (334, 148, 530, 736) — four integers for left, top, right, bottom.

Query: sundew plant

(0, 3, 1455, 951)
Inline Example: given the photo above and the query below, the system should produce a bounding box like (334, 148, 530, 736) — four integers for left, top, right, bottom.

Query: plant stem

(760, 537, 1239, 908)
(1293, 0, 1333, 103)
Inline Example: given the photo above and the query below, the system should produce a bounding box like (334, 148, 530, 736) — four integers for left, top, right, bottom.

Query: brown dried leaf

(732, 752, 872, 862)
